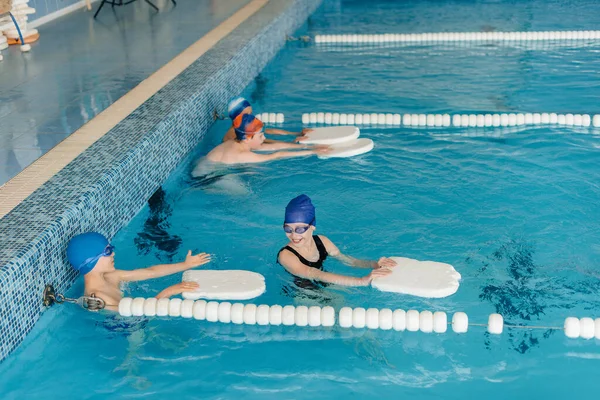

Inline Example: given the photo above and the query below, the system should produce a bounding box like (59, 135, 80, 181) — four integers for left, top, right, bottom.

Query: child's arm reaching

(156, 282, 200, 299)
(266, 128, 313, 137)
(319, 236, 397, 269)
(105, 251, 211, 283)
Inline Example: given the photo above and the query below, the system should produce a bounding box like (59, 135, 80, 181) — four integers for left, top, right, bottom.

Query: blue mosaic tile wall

(0, 0, 323, 362)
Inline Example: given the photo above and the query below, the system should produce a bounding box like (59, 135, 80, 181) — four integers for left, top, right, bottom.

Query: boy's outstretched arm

(156, 282, 200, 299)
(266, 128, 313, 137)
(106, 251, 211, 283)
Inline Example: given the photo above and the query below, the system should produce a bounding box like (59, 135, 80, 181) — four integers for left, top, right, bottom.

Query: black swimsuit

(278, 235, 329, 291)
(279, 235, 328, 269)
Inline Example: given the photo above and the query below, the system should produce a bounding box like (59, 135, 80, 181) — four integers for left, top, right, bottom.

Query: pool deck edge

(0, 0, 269, 219)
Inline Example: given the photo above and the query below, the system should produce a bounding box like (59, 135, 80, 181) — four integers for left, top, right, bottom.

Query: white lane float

(118, 297, 600, 342)
(314, 31, 600, 44)
(302, 112, 600, 127)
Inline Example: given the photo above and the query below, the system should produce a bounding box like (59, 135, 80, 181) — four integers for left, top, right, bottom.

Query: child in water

(278, 195, 397, 286)
(67, 232, 211, 311)
(223, 97, 312, 142)
(206, 113, 328, 164)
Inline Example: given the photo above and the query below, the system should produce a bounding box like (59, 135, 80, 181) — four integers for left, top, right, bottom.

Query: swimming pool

(2, 0, 600, 398)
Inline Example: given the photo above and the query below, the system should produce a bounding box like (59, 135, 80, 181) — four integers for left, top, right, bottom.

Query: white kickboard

(182, 270, 266, 300)
(318, 138, 374, 159)
(371, 257, 461, 298)
(301, 126, 360, 145)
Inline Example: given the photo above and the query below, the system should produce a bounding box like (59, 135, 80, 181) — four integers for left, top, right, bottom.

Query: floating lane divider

(301, 112, 600, 128)
(314, 31, 600, 44)
(118, 298, 600, 340)
(257, 113, 285, 124)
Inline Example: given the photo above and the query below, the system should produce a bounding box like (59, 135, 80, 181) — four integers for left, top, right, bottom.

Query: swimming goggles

(79, 244, 115, 270)
(283, 220, 315, 234)
(235, 128, 263, 139)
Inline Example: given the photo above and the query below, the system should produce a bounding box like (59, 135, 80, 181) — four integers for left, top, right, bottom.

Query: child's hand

(156, 282, 199, 299)
(376, 257, 397, 269)
(183, 250, 211, 269)
(176, 281, 200, 293)
(313, 146, 332, 155)
(362, 268, 392, 285)
(300, 128, 314, 136)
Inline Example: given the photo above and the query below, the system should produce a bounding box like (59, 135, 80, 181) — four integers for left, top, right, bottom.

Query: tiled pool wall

(0, 0, 322, 362)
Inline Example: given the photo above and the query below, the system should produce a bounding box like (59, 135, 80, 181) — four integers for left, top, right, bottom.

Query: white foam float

(371, 257, 461, 298)
(181, 270, 266, 301)
(300, 126, 360, 145)
(318, 138, 374, 159)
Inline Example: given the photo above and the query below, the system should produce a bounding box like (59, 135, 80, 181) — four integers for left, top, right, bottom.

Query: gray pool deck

(0, 0, 250, 185)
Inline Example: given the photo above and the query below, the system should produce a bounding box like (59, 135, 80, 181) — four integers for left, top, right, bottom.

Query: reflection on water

(476, 239, 600, 353)
(135, 187, 182, 262)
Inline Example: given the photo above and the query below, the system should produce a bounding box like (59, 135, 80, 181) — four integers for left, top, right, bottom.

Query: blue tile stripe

(0, 0, 322, 362)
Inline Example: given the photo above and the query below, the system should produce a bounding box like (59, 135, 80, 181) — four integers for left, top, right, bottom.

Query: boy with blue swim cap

(222, 97, 313, 143)
(277, 195, 397, 287)
(206, 114, 329, 164)
(67, 232, 211, 311)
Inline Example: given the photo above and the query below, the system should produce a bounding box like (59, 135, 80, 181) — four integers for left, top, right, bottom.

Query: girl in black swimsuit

(277, 195, 397, 288)
(279, 235, 329, 293)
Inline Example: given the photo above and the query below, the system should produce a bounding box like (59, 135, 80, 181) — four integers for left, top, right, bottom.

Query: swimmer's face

(284, 222, 314, 246)
(247, 131, 265, 148)
(94, 253, 116, 272)
(242, 106, 252, 116)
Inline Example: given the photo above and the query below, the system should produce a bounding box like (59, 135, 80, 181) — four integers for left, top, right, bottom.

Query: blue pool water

(3, 0, 600, 398)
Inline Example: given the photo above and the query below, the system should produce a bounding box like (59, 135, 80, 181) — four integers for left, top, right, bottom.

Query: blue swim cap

(228, 97, 252, 120)
(67, 232, 109, 275)
(284, 195, 316, 226)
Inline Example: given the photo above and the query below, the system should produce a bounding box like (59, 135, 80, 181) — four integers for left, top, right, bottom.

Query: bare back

(206, 140, 267, 164)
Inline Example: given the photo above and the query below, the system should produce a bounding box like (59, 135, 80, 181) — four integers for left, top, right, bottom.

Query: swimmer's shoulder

(278, 243, 301, 258)
(278, 246, 302, 269)
(315, 234, 330, 243)
(223, 126, 236, 142)
(315, 235, 337, 254)
(206, 141, 229, 162)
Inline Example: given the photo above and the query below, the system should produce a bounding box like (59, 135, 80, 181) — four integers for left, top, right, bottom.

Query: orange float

(7, 32, 39, 45)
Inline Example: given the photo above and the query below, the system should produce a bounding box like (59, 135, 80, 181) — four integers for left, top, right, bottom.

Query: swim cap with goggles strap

(284, 194, 316, 227)
(66, 232, 114, 275)
(233, 114, 264, 141)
